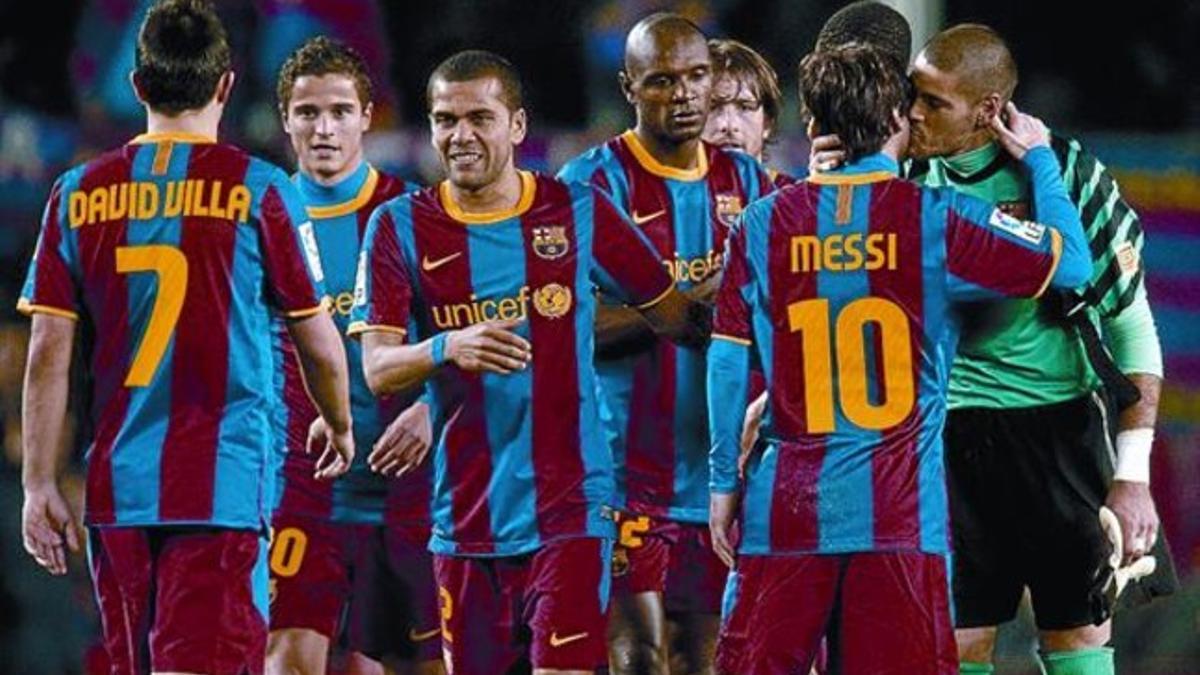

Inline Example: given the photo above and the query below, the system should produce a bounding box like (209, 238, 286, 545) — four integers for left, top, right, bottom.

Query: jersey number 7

(115, 245, 188, 387)
(788, 297, 915, 433)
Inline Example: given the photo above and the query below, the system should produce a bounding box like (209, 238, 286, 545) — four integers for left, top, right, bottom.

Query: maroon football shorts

(716, 551, 957, 675)
(267, 512, 349, 639)
(434, 537, 612, 673)
(88, 525, 268, 675)
(613, 512, 727, 614)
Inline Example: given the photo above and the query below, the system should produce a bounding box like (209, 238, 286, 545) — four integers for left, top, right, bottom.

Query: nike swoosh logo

(409, 627, 441, 642)
(549, 631, 589, 647)
(422, 252, 462, 271)
(631, 209, 666, 225)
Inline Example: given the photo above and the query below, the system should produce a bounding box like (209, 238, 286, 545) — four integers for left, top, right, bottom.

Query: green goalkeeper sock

(1039, 647, 1115, 675)
(959, 661, 995, 673)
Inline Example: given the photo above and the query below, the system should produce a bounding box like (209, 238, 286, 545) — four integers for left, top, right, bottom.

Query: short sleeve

(348, 203, 413, 337)
(17, 177, 80, 320)
(945, 191, 1062, 302)
(711, 218, 754, 345)
(257, 171, 327, 317)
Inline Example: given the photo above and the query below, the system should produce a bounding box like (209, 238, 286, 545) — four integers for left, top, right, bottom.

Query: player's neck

(446, 166, 524, 215)
(632, 126, 701, 171)
(144, 105, 221, 142)
(301, 154, 366, 189)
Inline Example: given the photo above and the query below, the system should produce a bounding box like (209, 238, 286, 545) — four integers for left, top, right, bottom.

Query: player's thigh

(433, 553, 525, 675)
(717, 555, 837, 675)
(268, 513, 352, 639)
(346, 523, 442, 666)
(88, 526, 155, 675)
(525, 537, 611, 672)
(266, 627, 330, 675)
(834, 551, 956, 675)
(608, 590, 668, 675)
(152, 527, 269, 675)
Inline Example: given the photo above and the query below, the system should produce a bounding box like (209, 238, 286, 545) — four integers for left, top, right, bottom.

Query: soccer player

(702, 39, 794, 188)
(903, 25, 1175, 675)
(17, 1, 352, 673)
(557, 14, 769, 674)
(266, 37, 442, 675)
(707, 44, 1092, 674)
(350, 50, 704, 675)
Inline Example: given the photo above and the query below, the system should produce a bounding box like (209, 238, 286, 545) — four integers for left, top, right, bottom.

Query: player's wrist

(1114, 428, 1153, 484)
(429, 332, 449, 367)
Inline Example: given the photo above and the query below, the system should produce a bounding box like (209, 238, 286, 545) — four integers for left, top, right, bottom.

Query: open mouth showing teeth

(450, 152, 483, 163)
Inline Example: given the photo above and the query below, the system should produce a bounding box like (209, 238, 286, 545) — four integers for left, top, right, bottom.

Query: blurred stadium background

(0, 1, 1195, 673)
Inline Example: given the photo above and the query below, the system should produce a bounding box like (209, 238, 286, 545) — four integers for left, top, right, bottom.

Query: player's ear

(618, 71, 636, 104)
(510, 107, 528, 146)
(805, 117, 818, 140)
(214, 71, 236, 106)
(361, 101, 374, 133)
(129, 70, 147, 106)
(974, 93, 1002, 129)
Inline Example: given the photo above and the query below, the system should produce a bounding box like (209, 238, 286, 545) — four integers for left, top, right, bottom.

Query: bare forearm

(595, 304, 656, 357)
(362, 335, 438, 397)
(1119, 373, 1160, 431)
(288, 314, 352, 433)
(22, 316, 74, 487)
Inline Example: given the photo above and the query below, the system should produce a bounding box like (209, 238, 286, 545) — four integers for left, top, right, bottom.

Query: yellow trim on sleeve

(806, 171, 894, 186)
(712, 333, 752, 346)
(1033, 228, 1064, 299)
(305, 167, 380, 219)
(16, 298, 79, 320)
(621, 130, 708, 181)
(635, 283, 675, 310)
(439, 171, 536, 224)
(282, 296, 331, 319)
(130, 131, 216, 145)
(346, 321, 407, 337)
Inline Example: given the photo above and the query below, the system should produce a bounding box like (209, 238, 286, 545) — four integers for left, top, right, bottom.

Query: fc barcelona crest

(531, 225, 569, 260)
(715, 193, 743, 228)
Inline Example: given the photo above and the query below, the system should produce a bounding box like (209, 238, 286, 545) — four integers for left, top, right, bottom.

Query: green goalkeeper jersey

(912, 135, 1148, 409)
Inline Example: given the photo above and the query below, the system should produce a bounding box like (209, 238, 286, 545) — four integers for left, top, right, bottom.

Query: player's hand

(685, 273, 722, 307)
(709, 491, 739, 568)
(1098, 505, 1157, 597)
(22, 482, 81, 576)
(446, 319, 531, 374)
(808, 133, 846, 174)
(370, 400, 432, 477)
(307, 416, 355, 480)
(1105, 480, 1160, 566)
(739, 392, 767, 479)
(989, 102, 1049, 160)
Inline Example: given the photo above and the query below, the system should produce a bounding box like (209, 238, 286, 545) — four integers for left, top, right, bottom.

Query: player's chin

(665, 121, 704, 143)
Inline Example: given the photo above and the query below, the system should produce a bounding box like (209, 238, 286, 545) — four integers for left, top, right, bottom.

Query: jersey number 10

(787, 297, 916, 434)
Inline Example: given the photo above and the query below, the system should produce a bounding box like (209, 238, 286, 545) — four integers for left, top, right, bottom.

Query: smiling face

(622, 30, 713, 147)
(283, 73, 371, 184)
(428, 75, 526, 192)
(703, 72, 768, 159)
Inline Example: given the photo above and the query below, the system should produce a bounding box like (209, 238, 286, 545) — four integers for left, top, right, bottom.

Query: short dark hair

(134, 0, 231, 115)
(815, 1, 912, 68)
(799, 44, 910, 163)
(426, 50, 523, 111)
(277, 36, 373, 112)
(708, 39, 783, 126)
(921, 24, 1018, 100)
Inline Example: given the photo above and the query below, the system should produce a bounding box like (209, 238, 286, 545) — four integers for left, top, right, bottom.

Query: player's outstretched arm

(595, 304, 656, 358)
(20, 314, 82, 575)
(288, 311, 354, 477)
(638, 289, 711, 349)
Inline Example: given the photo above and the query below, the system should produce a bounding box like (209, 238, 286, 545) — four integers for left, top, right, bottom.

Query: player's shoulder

(372, 166, 421, 201)
(557, 136, 623, 182)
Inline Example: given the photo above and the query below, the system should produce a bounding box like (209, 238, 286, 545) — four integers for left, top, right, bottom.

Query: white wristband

(1114, 428, 1154, 484)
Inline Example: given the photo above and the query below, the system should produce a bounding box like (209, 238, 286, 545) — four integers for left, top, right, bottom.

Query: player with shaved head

(559, 12, 769, 675)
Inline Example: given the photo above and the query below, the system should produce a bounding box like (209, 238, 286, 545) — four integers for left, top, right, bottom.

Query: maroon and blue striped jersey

(18, 132, 325, 529)
(350, 171, 675, 556)
(709, 153, 1072, 555)
(558, 131, 770, 524)
(271, 162, 430, 525)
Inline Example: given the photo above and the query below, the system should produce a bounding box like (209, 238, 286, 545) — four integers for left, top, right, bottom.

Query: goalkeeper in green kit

(786, 12, 1181, 675)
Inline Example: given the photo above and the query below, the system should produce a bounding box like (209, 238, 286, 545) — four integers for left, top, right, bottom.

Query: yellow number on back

(787, 297, 916, 433)
(115, 245, 188, 387)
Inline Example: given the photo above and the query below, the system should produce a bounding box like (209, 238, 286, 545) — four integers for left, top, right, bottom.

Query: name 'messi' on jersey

(66, 179, 253, 228)
(789, 232, 899, 273)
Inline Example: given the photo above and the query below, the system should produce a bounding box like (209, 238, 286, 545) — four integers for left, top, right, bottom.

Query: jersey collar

(439, 170, 536, 225)
(807, 152, 898, 185)
(621, 130, 709, 181)
(296, 161, 378, 219)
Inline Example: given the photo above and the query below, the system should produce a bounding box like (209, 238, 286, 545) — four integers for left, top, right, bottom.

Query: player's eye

(739, 101, 761, 112)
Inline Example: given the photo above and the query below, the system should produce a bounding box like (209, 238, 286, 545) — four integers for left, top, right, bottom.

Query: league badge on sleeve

(531, 226, 569, 260)
(988, 208, 1046, 245)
